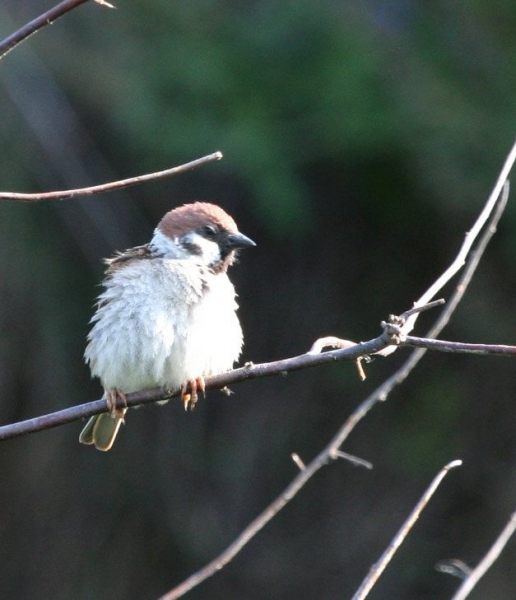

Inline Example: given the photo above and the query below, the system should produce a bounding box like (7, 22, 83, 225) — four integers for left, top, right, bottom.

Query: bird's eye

(201, 225, 218, 238)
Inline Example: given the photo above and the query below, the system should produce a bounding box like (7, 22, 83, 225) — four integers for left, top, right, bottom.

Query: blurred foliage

(1, 1, 516, 599)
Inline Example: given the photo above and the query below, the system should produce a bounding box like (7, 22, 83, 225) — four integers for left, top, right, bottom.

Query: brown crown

(158, 202, 238, 238)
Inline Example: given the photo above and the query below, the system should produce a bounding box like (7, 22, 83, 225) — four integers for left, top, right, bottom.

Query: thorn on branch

(291, 453, 306, 471)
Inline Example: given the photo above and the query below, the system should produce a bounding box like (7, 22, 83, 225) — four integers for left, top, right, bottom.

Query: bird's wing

(104, 244, 156, 273)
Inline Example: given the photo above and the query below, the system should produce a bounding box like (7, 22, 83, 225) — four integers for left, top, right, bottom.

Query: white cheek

(150, 229, 187, 258)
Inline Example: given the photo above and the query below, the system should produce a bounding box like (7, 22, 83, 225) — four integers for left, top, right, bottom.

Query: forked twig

(352, 460, 463, 600)
(157, 160, 511, 599)
(378, 139, 516, 356)
(0, 152, 223, 201)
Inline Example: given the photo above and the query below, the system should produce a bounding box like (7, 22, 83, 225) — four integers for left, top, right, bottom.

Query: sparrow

(79, 202, 255, 451)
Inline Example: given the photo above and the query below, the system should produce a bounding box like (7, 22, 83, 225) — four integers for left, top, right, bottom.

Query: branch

(0, 301, 475, 442)
(0, 0, 111, 61)
(0, 152, 223, 202)
(378, 140, 516, 352)
(0, 334, 391, 441)
(451, 512, 516, 600)
(352, 460, 463, 600)
(157, 160, 510, 600)
(403, 336, 516, 357)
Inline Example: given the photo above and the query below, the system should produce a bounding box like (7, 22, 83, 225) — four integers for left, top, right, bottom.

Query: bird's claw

(182, 377, 205, 411)
(106, 389, 128, 421)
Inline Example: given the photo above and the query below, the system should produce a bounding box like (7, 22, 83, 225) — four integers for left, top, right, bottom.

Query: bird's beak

(226, 232, 256, 249)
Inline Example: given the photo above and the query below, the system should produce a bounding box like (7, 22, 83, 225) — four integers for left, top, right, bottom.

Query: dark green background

(1, 2, 516, 599)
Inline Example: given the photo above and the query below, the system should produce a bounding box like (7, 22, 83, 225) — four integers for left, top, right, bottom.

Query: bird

(79, 202, 255, 451)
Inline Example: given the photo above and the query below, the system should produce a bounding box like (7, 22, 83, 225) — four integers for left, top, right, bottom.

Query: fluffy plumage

(80, 202, 255, 451)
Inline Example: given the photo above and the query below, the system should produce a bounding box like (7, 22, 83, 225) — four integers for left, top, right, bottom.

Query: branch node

(381, 320, 406, 345)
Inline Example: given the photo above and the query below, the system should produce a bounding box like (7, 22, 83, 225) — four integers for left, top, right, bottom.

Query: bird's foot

(181, 377, 206, 411)
(106, 388, 128, 421)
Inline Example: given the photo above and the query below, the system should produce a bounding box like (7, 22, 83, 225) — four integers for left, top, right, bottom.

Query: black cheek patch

(181, 241, 203, 256)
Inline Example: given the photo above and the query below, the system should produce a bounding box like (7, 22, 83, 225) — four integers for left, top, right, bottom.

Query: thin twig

(399, 298, 445, 320)
(352, 460, 462, 600)
(451, 512, 516, 600)
(157, 161, 510, 600)
(0, 152, 223, 201)
(378, 139, 516, 354)
(330, 450, 373, 470)
(404, 336, 516, 356)
(0, 0, 108, 61)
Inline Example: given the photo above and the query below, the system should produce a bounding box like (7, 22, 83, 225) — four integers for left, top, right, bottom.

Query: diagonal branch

(451, 511, 516, 600)
(378, 139, 516, 352)
(0, 152, 223, 201)
(0, 0, 110, 61)
(352, 460, 463, 600)
(156, 158, 510, 599)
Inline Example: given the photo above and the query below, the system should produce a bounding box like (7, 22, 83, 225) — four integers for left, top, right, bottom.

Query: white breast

(84, 258, 243, 394)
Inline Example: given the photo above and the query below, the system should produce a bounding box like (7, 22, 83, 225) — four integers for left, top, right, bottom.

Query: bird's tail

(79, 411, 126, 451)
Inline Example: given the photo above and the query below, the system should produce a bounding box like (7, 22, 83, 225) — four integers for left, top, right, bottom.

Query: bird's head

(151, 202, 255, 272)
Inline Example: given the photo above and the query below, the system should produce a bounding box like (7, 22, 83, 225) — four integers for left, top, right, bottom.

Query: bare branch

(330, 450, 373, 470)
(399, 298, 445, 320)
(403, 336, 516, 357)
(308, 300, 445, 357)
(0, 0, 107, 61)
(451, 512, 516, 600)
(157, 157, 510, 600)
(0, 333, 390, 441)
(7, 295, 516, 444)
(0, 152, 223, 202)
(352, 460, 462, 600)
(378, 142, 516, 355)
